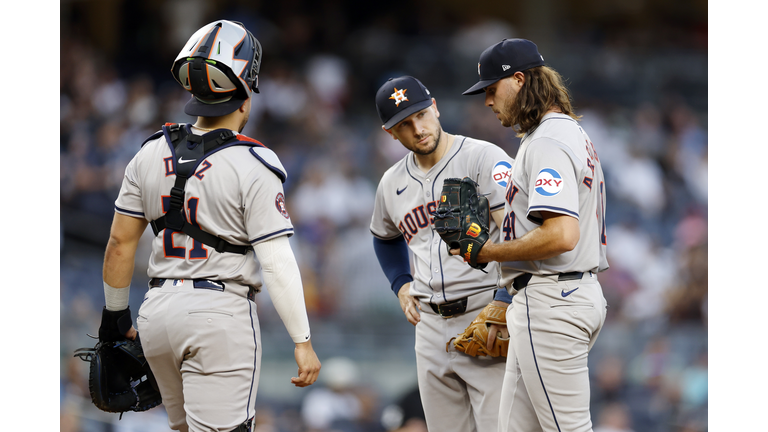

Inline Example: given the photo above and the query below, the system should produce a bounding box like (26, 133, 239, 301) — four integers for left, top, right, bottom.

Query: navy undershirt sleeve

(372, 235, 414, 297)
(494, 287, 514, 303)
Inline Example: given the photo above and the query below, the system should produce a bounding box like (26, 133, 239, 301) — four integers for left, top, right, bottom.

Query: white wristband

(104, 281, 130, 311)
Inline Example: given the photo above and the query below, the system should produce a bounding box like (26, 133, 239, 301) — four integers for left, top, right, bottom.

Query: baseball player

(98, 20, 320, 432)
(370, 75, 515, 432)
(461, 39, 609, 432)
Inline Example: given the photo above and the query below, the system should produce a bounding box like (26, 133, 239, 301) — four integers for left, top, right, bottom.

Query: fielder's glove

(433, 177, 490, 270)
(74, 309, 162, 415)
(448, 303, 509, 357)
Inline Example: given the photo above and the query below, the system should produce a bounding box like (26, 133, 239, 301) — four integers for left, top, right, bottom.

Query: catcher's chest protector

(146, 123, 285, 254)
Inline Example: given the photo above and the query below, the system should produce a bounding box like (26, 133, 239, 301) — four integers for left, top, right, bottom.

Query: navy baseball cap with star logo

(375, 76, 434, 129)
(462, 38, 545, 95)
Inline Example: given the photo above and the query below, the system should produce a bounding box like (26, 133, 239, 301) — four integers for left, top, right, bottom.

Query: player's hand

(292, 340, 321, 387)
(125, 326, 138, 341)
(398, 283, 421, 326)
(449, 239, 492, 263)
(486, 300, 509, 352)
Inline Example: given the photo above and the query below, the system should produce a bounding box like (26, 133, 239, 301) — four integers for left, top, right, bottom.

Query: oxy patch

(534, 168, 563, 196)
(492, 161, 512, 188)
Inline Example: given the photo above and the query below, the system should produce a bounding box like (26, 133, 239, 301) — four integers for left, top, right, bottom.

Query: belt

(512, 271, 586, 291)
(149, 277, 256, 301)
(429, 297, 468, 318)
(149, 278, 225, 291)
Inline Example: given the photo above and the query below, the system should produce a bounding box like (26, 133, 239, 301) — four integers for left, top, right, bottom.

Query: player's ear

(239, 98, 251, 113)
(513, 72, 525, 87)
(431, 98, 439, 118)
(382, 125, 396, 140)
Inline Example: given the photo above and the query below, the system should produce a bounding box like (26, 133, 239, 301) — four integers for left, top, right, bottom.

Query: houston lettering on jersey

(398, 201, 438, 243)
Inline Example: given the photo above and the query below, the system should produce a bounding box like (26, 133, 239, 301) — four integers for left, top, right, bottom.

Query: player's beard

(497, 89, 518, 128)
(411, 128, 441, 155)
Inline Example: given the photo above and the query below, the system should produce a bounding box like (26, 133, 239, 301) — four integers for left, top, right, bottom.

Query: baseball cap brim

(462, 78, 503, 96)
(184, 95, 248, 117)
(383, 99, 434, 129)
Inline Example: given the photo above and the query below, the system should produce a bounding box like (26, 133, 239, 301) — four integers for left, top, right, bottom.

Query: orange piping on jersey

(236, 134, 266, 147)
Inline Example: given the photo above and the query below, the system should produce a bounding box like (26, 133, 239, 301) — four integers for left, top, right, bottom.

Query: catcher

(370, 75, 515, 432)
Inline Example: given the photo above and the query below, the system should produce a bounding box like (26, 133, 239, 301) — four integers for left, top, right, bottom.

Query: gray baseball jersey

(497, 112, 609, 432)
(499, 112, 609, 277)
(370, 135, 513, 303)
(371, 134, 513, 432)
(114, 127, 292, 429)
(115, 130, 292, 292)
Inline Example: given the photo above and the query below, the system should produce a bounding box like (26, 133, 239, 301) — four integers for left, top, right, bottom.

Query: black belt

(512, 272, 585, 291)
(429, 297, 468, 318)
(149, 278, 225, 291)
(148, 278, 258, 301)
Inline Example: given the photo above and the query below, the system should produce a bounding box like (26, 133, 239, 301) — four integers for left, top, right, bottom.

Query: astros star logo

(389, 87, 408, 106)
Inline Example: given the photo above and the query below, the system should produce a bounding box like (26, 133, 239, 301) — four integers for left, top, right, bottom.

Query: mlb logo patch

(173, 279, 185, 286)
(534, 168, 563, 196)
(492, 161, 512, 188)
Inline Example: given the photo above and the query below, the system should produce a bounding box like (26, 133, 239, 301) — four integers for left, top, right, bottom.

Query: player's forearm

(253, 235, 311, 343)
(103, 240, 137, 288)
(479, 214, 578, 263)
(103, 213, 148, 288)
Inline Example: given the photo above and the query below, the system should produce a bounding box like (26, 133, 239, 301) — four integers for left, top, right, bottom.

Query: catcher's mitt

(74, 334, 162, 415)
(433, 177, 490, 270)
(448, 303, 509, 357)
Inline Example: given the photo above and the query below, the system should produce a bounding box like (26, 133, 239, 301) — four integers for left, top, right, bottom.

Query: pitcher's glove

(448, 303, 509, 357)
(73, 333, 162, 415)
(433, 177, 490, 270)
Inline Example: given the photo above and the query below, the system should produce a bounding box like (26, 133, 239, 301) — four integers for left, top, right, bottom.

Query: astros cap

(462, 38, 545, 95)
(376, 76, 434, 129)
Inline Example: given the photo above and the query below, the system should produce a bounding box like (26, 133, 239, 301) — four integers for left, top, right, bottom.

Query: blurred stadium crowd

(60, 1, 707, 431)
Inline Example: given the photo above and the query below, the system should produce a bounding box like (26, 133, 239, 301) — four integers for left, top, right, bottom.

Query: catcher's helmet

(172, 20, 262, 117)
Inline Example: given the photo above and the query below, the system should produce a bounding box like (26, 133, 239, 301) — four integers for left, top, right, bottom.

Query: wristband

(104, 281, 130, 311)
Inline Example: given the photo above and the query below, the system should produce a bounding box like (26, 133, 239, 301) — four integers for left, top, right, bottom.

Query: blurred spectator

(380, 386, 427, 432)
(60, 2, 707, 430)
(301, 357, 382, 432)
(594, 402, 636, 432)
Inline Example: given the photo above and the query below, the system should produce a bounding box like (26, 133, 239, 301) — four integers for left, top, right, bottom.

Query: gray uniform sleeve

(473, 145, 514, 211)
(370, 177, 401, 239)
(525, 138, 580, 222)
(114, 154, 145, 218)
(243, 165, 295, 244)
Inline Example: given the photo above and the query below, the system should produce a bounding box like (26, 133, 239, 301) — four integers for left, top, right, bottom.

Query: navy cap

(462, 39, 545, 95)
(375, 76, 434, 129)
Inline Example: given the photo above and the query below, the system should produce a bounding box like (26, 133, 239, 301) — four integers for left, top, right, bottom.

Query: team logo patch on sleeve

(534, 168, 563, 196)
(492, 161, 512, 188)
(275, 193, 290, 218)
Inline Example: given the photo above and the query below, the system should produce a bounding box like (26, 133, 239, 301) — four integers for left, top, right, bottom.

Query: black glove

(74, 333, 162, 415)
(433, 177, 490, 270)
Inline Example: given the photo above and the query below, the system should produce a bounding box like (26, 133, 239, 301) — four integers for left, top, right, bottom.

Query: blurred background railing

(60, 1, 707, 431)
